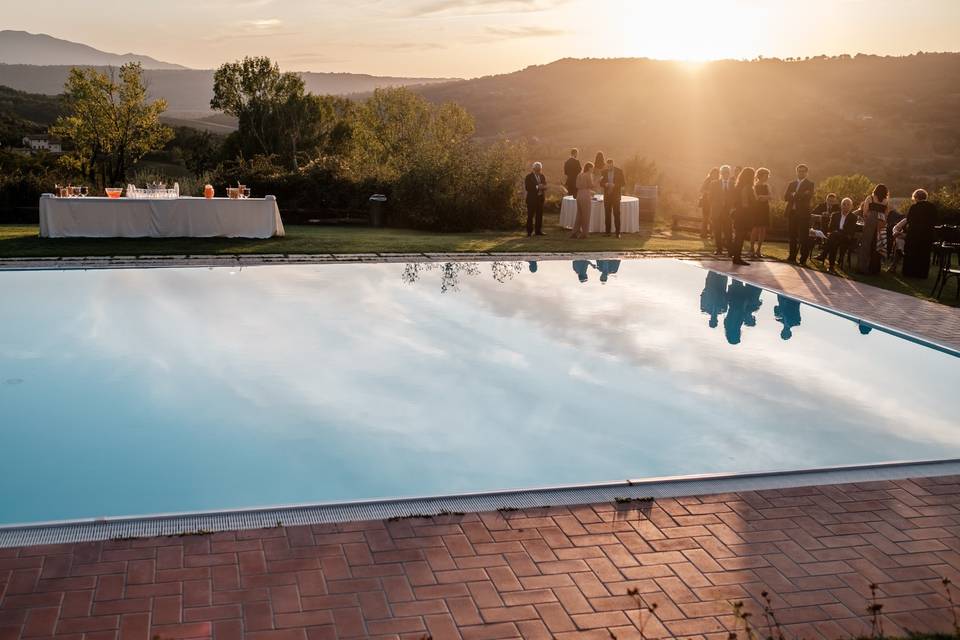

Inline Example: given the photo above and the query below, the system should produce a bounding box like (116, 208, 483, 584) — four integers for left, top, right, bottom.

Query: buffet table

(559, 195, 641, 233)
(38, 194, 285, 239)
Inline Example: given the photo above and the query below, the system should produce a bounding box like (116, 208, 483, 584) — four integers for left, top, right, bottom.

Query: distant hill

(0, 30, 186, 70)
(0, 65, 457, 116)
(418, 54, 960, 195)
(0, 85, 62, 146)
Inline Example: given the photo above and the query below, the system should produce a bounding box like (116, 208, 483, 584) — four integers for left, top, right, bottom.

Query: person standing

(599, 158, 626, 237)
(901, 188, 938, 279)
(594, 151, 606, 174)
(699, 168, 719, 240)
(730, 167, 756, 266)
(751, 168, 771, 258)
(563, 149, 581, 200)
(710, 165, 734, 256)
(524, 162, 547, 237)
(857, 184, 890, 274)
(784, 164, 815, 264)
(570, 162, 595, 239)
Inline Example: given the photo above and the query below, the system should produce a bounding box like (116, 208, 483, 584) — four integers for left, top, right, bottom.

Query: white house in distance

(21, 135, 62, 153)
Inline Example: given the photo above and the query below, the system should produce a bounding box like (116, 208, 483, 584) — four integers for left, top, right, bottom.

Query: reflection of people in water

(528, 261, 538, 273)
(572, 259, 592, 283)
(774, 295, 802, 340)
(700, 272, 729, 328)
(723, 280, 751, 344)
(743, 284, 762, 327)
(596, 259, 621, 283)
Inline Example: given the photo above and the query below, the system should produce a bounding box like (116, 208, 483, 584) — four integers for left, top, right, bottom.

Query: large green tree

(212, 57, 337, 169)
(51, 63, 173, 186)
(351, 87, 475, 181)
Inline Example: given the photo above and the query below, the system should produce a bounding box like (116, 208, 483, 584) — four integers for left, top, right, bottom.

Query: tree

(211, 57, 329, 169)
(51, 63, 173, 186)
(622, 155, 659, 190)
(815, 174, 875, 205)
(177, 129, 222, 177)
(351, 87, 475, 181)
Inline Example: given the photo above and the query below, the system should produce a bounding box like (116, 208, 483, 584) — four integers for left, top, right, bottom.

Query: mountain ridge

(0, 30, 187, 70)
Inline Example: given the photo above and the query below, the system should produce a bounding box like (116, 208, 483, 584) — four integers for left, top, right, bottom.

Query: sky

(5, 0, 960, 78)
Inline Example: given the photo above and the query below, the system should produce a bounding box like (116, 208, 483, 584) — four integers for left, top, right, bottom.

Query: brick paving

(3, 477, 960, 639)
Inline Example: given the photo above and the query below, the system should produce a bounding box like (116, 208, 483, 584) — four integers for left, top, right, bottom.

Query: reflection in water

(699, 272, 728, 328)
(3, 259, 956, 524)
(401, 261, 526, 291)
(597, 260, 621, 283)
(774, 295, 803, 341)
(572, 259, 591, 283)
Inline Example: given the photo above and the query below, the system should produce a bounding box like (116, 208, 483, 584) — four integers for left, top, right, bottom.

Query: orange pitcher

(204, 184, 215, 199)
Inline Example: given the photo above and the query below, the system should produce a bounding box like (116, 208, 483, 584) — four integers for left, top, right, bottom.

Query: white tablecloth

(559, 196, 641, 233)
(39, 195, 286, 239)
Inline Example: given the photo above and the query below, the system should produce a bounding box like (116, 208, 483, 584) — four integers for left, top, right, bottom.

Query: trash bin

(368, 194, 387, 227)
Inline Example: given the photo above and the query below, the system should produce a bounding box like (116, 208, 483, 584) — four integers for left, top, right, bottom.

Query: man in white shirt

(784, 164, 816, 264)
(819, 196, 858, 273)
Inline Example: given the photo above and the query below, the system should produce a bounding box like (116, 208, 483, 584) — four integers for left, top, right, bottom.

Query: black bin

(368, 194, 387, 227)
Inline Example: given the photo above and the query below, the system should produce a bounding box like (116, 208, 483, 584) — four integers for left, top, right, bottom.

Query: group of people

(523, 149, 626, 239)
(698, 163, 941, 277)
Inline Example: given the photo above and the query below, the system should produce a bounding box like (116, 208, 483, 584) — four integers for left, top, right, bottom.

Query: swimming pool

(1, 258, 957, 525)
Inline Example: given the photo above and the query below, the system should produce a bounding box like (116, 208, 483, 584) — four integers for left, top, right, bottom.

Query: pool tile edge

(3, 458, 959, 549)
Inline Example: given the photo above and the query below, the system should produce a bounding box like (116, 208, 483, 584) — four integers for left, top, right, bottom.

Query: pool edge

(3, 458, 959, 549)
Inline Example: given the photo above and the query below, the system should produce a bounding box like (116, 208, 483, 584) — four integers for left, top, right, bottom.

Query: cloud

(481, 25, 569, 40)
(242, 18, 283, 29)
(404, 0, 567, 18)
(278, 52, 345, 65)
(202, 18, 299, 43)
(361, 41, 448, 52)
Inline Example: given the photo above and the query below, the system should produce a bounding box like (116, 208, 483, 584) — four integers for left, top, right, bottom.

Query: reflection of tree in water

(401, 261, 524, 292)
(490, 261, 523, 283)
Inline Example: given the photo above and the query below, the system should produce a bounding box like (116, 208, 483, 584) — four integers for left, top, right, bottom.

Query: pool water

(1, 259, 957, 525)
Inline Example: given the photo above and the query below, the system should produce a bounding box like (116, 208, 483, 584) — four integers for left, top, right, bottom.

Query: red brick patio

(3, 476, 960, 640)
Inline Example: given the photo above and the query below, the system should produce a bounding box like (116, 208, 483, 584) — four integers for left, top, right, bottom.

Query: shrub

(815, 174, 875, 206)
(391, 140, 524, 232)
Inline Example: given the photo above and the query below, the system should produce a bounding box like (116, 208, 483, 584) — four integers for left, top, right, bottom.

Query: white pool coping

(2, 458, 959, 548)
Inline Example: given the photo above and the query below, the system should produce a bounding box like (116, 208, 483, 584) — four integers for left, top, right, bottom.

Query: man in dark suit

(599, 158, 626, 237)
(817, 197, 859, 273)
(524, 162, 547, 237)
(563, 149, 581, 200)
(783, 163, 816, 264)
(708, 165, 734, 256)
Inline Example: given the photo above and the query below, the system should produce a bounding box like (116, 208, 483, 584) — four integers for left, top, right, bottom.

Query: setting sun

(615, 1, 769, 61)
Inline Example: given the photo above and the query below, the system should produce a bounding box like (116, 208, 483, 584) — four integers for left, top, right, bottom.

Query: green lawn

(2, 215, 956, 306)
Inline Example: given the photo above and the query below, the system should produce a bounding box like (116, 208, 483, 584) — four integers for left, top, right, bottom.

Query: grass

(2, 214, 956, 306)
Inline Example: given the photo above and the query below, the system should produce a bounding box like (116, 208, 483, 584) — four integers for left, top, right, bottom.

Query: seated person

(810, 193, 840, 255)
(816, 197, 859, 273)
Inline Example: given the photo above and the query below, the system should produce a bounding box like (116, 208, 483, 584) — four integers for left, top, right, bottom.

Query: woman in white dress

(571, 162, 596, 239)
